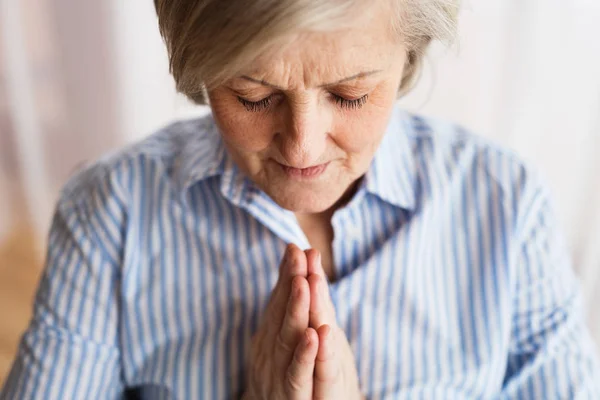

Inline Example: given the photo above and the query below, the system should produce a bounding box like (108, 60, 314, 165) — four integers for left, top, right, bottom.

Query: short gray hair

(155, 0, 460, 104)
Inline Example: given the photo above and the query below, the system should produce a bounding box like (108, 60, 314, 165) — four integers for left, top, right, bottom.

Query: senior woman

(3, 0, 600, 399)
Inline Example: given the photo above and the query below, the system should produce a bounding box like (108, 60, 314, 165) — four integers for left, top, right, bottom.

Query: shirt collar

(175, 107, 417, 211)
(173, 115, 260, 208)
(173, 116, 226, 193)
(364, 107, 417, 211)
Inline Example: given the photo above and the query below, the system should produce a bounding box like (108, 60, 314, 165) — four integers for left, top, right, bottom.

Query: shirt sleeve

(1, 165, 127, 399)
(500, 184, 600, 398)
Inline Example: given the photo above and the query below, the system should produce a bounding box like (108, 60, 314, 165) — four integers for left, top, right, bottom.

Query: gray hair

(155, 0, 460, 104)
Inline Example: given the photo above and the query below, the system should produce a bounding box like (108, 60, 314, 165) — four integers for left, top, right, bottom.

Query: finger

(281, 244, 308, 282)
(276, 275, 310, 367)
(275, 245, 307, 301)
(308, 273, 336, 329)
(274, 245, 307, 318)
(268, 244, 294, 304)
(286, 327, 319, 399)
(305, 249, 334, 311)
(314, 324, 340, 399)
(305, 249, 326, 280)
(264, 244, 307, 325)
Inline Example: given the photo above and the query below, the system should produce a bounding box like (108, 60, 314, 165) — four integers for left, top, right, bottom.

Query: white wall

(107, 0, 209, 143)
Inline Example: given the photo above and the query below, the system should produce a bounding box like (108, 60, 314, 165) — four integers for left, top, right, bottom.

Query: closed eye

(237, 93, 369, 112)
(331, 94, 369, 110)
(237, 96, 273, 112)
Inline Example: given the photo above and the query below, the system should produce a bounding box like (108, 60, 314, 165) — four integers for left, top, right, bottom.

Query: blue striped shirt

(2, 106, 600, 399)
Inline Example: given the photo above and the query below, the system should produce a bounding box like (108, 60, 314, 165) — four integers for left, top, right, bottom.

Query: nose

(276, 98, 331, 168)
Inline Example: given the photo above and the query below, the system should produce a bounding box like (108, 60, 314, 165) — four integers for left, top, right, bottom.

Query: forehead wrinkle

(239, 21, 400, 91)
(244, 67, 385, 91)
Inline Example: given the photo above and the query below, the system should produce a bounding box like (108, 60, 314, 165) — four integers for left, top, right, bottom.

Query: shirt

(2, 106, 600, 399)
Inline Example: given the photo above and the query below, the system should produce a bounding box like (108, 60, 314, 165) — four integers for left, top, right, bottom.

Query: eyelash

(332, 94, 369, 110)
(237, 94, 369, 112)
(237, 96, 273, 112)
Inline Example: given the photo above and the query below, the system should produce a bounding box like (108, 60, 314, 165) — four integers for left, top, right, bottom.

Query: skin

(208, 11, 407, 276)
(208, 4, 408, 398)
(243, 245, 361, 400)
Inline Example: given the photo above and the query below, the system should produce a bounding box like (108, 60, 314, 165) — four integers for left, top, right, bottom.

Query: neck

(293, 178, 362, 281)
(295, 209, 335, 280)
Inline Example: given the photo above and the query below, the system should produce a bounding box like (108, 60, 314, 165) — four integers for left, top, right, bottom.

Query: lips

(278, 162, 330, 179)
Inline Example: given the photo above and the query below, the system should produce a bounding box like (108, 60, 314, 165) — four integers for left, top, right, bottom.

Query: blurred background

(1, 0, 599, 384)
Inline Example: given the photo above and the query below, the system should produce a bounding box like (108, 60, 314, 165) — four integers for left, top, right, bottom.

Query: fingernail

(305, 331, 311, 346)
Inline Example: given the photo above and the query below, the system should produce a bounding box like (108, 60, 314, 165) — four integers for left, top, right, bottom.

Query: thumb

(286, 328, 319, 400)
(314, 325, 339, 399)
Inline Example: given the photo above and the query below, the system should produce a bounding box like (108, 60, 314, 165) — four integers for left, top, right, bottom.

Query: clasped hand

(243, 244, 362, 400)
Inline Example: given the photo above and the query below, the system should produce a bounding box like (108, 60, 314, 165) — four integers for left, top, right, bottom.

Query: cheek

(331, 89, 397, 155)
(209, 92, 274, 153)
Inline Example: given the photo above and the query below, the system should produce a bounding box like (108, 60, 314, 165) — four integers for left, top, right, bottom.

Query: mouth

(276, 161, 330, 179)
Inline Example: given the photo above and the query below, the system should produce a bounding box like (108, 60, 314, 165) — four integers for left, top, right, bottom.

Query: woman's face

(208, 11, 407, 214)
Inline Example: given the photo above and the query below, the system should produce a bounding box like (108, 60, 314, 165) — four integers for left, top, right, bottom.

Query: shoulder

(58, 114, 220, 211)
(399, 110, 552, 233)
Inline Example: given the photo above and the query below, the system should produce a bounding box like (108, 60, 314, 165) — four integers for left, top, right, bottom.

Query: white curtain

(1, 0, 599, 337)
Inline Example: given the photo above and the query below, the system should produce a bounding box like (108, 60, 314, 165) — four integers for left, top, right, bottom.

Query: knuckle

(292, 345, 313, 367)
(286, 368, 307, 392)
(315, 365, 341, 384)
(307, 273, 319, 287)
(276, 331, 295, 353)
(286, 301, 304, 320)
(286, 371, 302, 392)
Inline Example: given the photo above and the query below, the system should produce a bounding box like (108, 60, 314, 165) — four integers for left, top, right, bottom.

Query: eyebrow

(240, 70, 382, 90)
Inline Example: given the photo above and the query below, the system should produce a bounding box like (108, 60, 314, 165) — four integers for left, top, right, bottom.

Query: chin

(265, 187, 341, 214)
